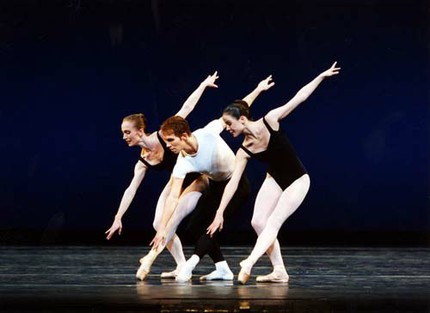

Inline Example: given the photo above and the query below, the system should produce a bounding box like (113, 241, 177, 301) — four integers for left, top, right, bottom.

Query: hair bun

(223, 100, 251, 119)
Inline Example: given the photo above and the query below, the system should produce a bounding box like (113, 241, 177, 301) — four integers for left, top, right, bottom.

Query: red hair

(160, 116, 191, 137)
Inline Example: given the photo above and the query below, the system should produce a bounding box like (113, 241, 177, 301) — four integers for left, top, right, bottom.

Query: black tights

(194, 233, 223, 262)
(186, 174, 250, 263)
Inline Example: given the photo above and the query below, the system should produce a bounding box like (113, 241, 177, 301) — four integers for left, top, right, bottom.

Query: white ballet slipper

(200, 268, 234, 281)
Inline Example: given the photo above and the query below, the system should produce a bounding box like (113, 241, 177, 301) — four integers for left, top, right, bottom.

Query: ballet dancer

(105, 72, 219, 280)
(207, 62, 341, 284)
(145, 76, 275, 282)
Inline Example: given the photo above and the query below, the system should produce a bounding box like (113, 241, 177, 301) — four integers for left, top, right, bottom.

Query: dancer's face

(121, 120, 144, 147)
(161, 131, 187, 153)
(222, 114, 245, 137)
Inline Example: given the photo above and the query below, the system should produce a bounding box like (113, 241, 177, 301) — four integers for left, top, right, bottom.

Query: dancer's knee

(251, 218, 265, 234)
(152, 221, 160, 232)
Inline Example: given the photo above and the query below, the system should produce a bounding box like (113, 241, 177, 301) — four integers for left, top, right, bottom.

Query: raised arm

(105, 161, 147, 240)
(207, 75, 276, 131)
(175, 71, 219, 118)
(150, 176, 184, 249)
(265, 62, 340, 125)
(242, 75, 275, 107)
(206, 149, 250, 236)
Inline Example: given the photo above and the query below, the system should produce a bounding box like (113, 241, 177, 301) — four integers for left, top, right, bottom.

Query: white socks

(200, 260, 234, 281)
(175, 255, 200, 282)
(171, 258, 235, 282)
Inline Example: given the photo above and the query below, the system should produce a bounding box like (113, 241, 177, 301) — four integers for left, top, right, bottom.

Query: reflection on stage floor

(0, 246, 429, 312)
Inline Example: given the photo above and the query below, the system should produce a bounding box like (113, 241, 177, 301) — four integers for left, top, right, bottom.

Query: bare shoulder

(149, 131, 164, 147)
(263, 113, 280, 131)
(241, 118, 271, 152)
(237, 145, 251, 160)
(248, 117, 265, 133)
(135, 159, 148, 171)
(149, 130, 159, 139)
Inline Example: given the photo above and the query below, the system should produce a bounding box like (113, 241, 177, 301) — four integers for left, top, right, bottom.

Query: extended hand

(320, 61, 341, 78)
(105, 219, 122, 240)
(150, 230, 167, 250)
(201, 71, 219, 88)
(206, 212, 224, 237)
(258, 75, 275, 91)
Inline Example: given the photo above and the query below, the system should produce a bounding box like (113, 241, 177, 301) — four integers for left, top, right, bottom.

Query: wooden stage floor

(0, 246, 429, 312)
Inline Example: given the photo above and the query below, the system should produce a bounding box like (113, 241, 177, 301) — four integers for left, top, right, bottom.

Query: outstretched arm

(207, 149, 250, 237)
(105, 161, 147, 240)
(175, 71, 219, 118)
(212, 75, 276, 131)
(150, 176, 184, 249)
(266, 62, 340, 125)
(242, 75, 275, 107)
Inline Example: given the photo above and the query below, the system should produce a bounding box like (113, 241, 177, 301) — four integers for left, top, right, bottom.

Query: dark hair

(160, 116, 192, 137)
(123, 113, 147, 131)
(223, 100, 251, 119)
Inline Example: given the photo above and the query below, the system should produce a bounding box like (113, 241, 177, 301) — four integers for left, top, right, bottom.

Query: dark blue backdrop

(0, 0, 429, 245)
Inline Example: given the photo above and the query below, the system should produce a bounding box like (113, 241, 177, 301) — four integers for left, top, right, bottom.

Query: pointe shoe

(256, 270, 289, 283)
(238, 268, 250, 284)
(136, 255, 155, 281)
(238, 260, 252, 284)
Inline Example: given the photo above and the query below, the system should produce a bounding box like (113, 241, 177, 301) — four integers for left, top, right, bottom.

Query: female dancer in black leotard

(207, 62, 341, 284)
(105, 72, 218, 280)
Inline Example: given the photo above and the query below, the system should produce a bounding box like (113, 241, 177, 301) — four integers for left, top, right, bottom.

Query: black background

(0, 0, 429, 246)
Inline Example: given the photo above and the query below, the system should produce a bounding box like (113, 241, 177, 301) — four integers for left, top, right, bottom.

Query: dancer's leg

(177, 175, 250, 282)
(137, 176, 207, 280)
(186, 185, 225, 263)
(152, 182, 186, 266)
(158, 175, 208, 252)
(159, 190, 203, 278)
(239, 174, 310, 283)
(251, 176, 290, 282)
(251, 175, 284, 268)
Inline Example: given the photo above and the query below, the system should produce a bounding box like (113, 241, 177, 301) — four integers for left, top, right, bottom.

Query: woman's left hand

(257, 75, 275, 91)
(150, 230, 166, 251)
(320, 61, 341, 78)
(206, 212, 224, 237)
(201, 71, 219, 88)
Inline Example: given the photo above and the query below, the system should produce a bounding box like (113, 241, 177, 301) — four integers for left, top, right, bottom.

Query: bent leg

(137, 176, 207, 280)
(177, 175, 250, 282)
(239, 175, 310, 284)
(252, 175, 284, 268)
(247, 174, 310, 266)
(158, 175, 208, 254)
(152, 181, 186, 266)
(188, 175, 250, 262)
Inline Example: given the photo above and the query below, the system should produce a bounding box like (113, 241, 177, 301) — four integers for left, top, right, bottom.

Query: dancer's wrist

(114, 214, 122, 221)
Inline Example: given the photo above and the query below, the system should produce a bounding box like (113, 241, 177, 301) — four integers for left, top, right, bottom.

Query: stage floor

(0, 246, 429, 312)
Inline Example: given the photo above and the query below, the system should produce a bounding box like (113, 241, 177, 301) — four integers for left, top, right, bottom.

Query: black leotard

(139, 131, 200, 188)
(240, 117, 307, 190)
(139, 131, 178, 172)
